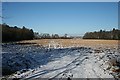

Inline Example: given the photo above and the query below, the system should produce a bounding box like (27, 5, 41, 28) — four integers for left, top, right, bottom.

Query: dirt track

(3, 39, 120, 79)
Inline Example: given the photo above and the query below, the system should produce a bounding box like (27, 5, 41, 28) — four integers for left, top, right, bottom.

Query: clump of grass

(109, 59, 117, 66)
(118, 75, 120, 78)
(108, 58, 120, 73)
(112, 68, 120, 72)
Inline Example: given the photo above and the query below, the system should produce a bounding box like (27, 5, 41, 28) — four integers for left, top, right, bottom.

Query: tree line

(1, 23, 73, 42)
(2, 23, 34, 42)
(34, 32, 73, 39)
(83, 28, 120, 40)
(2, 23, 119, 41)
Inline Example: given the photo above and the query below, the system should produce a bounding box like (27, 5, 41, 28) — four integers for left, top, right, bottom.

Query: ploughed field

(2, 39, 120, 79)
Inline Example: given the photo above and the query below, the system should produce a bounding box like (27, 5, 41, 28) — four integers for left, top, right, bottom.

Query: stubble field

(19, 39, 120, 49)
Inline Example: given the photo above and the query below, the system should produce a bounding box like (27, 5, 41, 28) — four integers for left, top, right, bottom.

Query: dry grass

(19, 39, 120, 49)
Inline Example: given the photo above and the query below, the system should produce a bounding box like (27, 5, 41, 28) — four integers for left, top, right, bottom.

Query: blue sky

(2, 2, 118, 36)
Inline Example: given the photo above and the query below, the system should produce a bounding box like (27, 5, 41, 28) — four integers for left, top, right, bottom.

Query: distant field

(19, 39, 120, 49)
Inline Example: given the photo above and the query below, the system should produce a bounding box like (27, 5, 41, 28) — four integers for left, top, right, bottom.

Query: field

(2, 39, 120, 79)
(19, 39, 119, 49)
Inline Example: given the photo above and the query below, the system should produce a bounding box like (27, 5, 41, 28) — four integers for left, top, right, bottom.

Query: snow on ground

(2, 42, 120, 79)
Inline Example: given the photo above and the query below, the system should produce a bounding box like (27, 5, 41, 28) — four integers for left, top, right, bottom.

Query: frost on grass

(2, 43, 120, 79)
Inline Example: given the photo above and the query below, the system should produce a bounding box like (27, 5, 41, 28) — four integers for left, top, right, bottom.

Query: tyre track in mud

(23, 51, 87, 80)
(50, 52, 112, 79)
(28, 55, 90, 79)
(50, 56, 88, 79)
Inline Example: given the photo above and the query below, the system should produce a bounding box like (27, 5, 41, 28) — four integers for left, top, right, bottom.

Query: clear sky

(2, 2, 118, 36)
